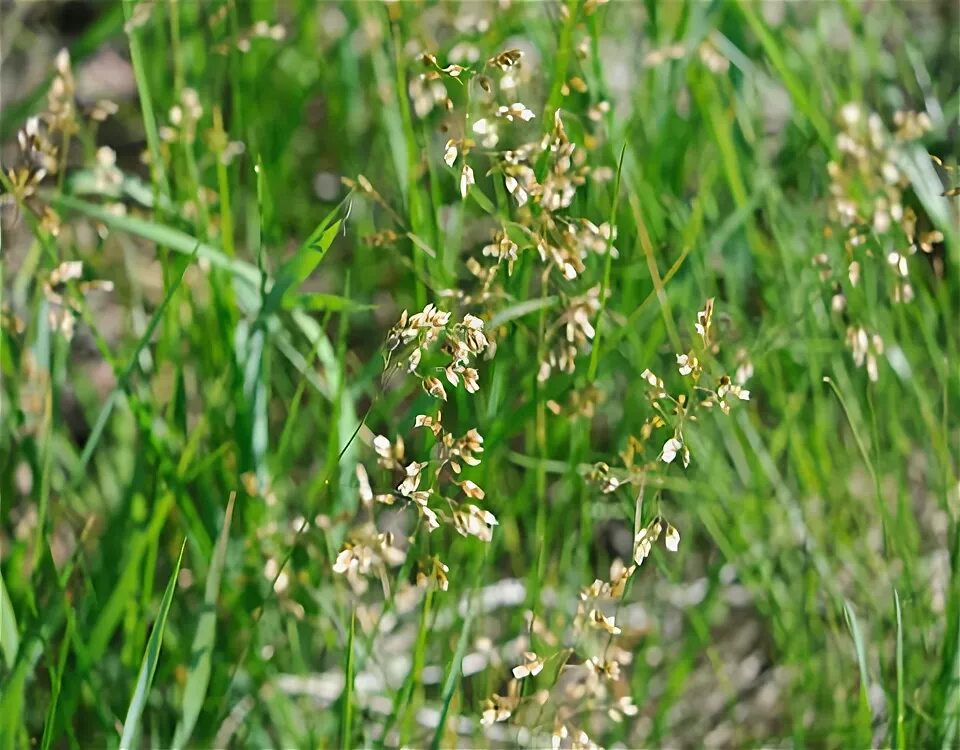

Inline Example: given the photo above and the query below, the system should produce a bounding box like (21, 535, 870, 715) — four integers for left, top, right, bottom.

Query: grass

(1, 0, 958, 748)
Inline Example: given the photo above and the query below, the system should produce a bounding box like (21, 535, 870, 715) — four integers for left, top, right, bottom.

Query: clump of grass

(1, 2, 957, 749)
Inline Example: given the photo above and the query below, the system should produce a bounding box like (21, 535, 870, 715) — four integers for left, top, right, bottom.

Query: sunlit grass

(1, 1, 957, 748)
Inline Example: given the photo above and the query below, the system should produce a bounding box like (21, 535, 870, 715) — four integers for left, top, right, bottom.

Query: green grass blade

(0, 571, 18, 669)
(171, 494, 236, 750)
(261, 220, 342, 318)
(383, 587, 434, 746)
(52, 195, 351, 410)
(842, 599, 874, 741)
(8, 5, 958, 748)
(896, 144, 958, 253)
(737, 2, 833, 149)
(487, 296, 558, 329)
(542, 0, 578, 125)
(119, 539, 186, 750)
(87, 493, 175, 667)
(894, 589, 905, 750)
(340, 608, 356, 750)
(51, 194, 258, 284)
(429, 598, 475, 750)
(0, 646, 32, 750)
(39, 608, 74, 750)
(75, 245, 198, 478)
(241, 324, 269, 489)
(586, 141, 626, 382)
(283, 292, 374, 313)
(938, 522, 960, 750)
(122, 0, 171, 203)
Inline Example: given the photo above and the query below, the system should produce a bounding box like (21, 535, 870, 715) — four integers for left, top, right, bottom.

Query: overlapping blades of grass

(171, 493, 236, 750)
(119, 539, 185, 750)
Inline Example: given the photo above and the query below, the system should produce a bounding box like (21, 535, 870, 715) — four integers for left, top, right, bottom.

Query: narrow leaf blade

(119, 540, 186, 750)
(0, 571, 18, 669)
(171, 495, 236, 749)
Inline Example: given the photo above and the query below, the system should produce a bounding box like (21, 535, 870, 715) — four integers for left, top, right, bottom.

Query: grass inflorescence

(1, 1, 958, 748)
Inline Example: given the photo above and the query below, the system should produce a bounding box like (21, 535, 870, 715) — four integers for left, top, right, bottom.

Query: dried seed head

(414, 411, 443, 436)
(424, 375, 448, 401)
(695, 297, 715, 345)
(488, 48, 523, 71)
(846, 325, 885, 382)
(480, 691, 517, 725)
(458, 479, 485, 499)
(588, 608, 621, 635)
(417, 555, 449, 590)
(452, 503, 498, 542)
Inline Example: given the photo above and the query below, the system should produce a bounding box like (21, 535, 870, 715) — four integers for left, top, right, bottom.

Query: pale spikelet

(664, 523, 680, 552)
(373, 434, 405, 469)
(495, 102, 536, 122)
(458, 479, 485, 499)
(453, 503, 498, 542)
(846, 325, 885, 382)
(460, 163, 475, 198)
(480, 690, 518, 725)
(698, 38, 729, 73)
(332, 526, 406, 594)
(512, 651, 544, 679)
(444, 139, 459, 167)
(660, 436, 688, 468)
(695, 297, 715, 345)
(414, 411, 443, 436)
(588, 608, 621, 635)
(356, 464, 373, 506)
(472, 117, 499, 148)
(488, 48, 523, 71)
(398, 461, 428, 497)
(676, 352, 700, 377)
(823, 102, 939, 320)
(42, 262, 114, 341)
(417, 555, 450, 590)
(424, 375, 448, 400)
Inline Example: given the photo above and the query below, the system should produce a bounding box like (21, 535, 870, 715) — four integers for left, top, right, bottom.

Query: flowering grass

(1, 1, 958, 748)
